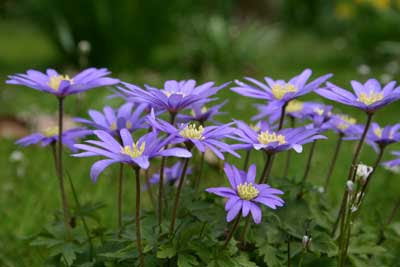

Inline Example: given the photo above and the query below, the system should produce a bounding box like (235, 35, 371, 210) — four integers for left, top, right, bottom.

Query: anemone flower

(7, 67, 119, 97)
(316, 79, 400, 114)
(253, 100, 307, 122)
(147, 111, 240, 160)
(149, 161, 192, 186)
(232, 69, 332, 110)
(382, 151, 400, 168)
(206, 163, 284, 225)
(16, 127, 90, 152)
(74, 102, 147, 136)
(303, 103, 333, 131)
(328, 114, 361, 136)
(348, 123, 400, 152)
(177, 101, 227, 124)
(231, 120, 326, 154)
(118, 80, 228, 117)
(73, 129, 192, 181)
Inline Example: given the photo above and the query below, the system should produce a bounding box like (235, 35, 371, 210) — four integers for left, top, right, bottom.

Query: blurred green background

(1, 0, 400, 266)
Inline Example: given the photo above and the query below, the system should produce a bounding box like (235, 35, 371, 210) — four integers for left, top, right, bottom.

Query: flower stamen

(42, 126, 59, 137)
(121, 142, 145, 159)
(286, 100, 304, 113)
(258, 130, 286, 145)
(180, 124, 204, 140)
(237, 182, 259, 200)
(48, 75, 73, 91)
(357, 92, 384, 105)
(271, 83, 298, 100)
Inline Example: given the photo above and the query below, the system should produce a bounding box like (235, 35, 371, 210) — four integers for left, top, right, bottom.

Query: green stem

(144, 169, 155, 208)
(133, 167, 144, 267)
(332, 113, 373, 236)
(66, 171, 94, 261)
(323, 134, 343, 193)
(169, 157, 190, 236)
(223, 216, 241, 249)
(117, 163, 124, 236)
(297, 140, 317, 198)
(57, 97, 71, 238)
(243, 150, 251, 170)
(278, 103, 287, 130)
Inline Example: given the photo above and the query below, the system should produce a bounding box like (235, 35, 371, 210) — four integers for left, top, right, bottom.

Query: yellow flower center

(164, 91, 186, 98)
(180, 124, 204, 140)
(42, 126, 59, 137)
(250, 124, 261, 132)
(121, 142, 145, 159)
(339, 115, 356, 125)
(374, 127, 383, 138)
(357, 92, 384, 105)
(126, 121, 132, 129)
(314, 108, 324, 116)
(258, 130, 286, 145)
(271, 83, 298, 100)
(110, 122, 117, 131)
(48, 75, 73, 91)
(286, 100, 304, 113)
(237, 182, 259, 200)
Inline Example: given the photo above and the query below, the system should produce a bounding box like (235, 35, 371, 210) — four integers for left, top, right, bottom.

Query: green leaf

(257, 243, 282, 267)
(233, 254, 259, 267)
(178, 254, 199, 267)
(157, 243, 177, 259)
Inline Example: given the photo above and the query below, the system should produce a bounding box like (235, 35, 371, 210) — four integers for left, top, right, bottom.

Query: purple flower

(177, 101, 227, 124)
(149, 161, 192, 185)
(206, 163, 284, 224)
(231, 69, 332, 109)
(382, 151, 400, 168)
(7, 68, 120, 97)
(316, 79, 400, 114)
(73, 129, 192, 181)
(253, 100, 307, 122)
(16, 127, 90, 152)
(74, 102, 146, 136)
(327, 114, 362, 136)
(118, 80, 227, 114)
(348, 123, 400, 152)
(232, 120, 326, 153)
(303, 102, 333, 130)
(146, 111, 240, 160)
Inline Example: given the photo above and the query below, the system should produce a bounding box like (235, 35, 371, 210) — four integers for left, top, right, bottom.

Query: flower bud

(356, 164, 373, 183)
(302, 235, 312, 249)
(346, 180, 354, 192)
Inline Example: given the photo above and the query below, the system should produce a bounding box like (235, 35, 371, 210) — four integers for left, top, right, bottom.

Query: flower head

(73, 129, 192, 181)
(316, 79, 400, 114)
(118, 80, 227, 114)
(231, 120, 326, 154)
(177, 101, 227, 124)
(253, 100, 308, 122)
(7, 68, 119, 97)
(74, 102, 146, 135)
(328, 114, 360, 136)
(146, 111, 239, 160)
(149, 161, 192, 186)
(303, 102, 333, 130)
(16, 127, 90, 152)
(382, 151, 400, 169)
(206, 163, 284, 224)
(232, 69, 332, 109)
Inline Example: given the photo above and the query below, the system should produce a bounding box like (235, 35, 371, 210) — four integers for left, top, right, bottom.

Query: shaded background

(1, 0, 400, 266)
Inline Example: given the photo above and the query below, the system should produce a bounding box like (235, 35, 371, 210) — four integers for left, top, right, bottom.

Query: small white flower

(356, 164, 373, 183)
(346, 180, 354, 192)
(351, 205, 358, 213)
(9, 150, 24, 162)
(302, 235, 312, 248)
(357, 64, 371, 76)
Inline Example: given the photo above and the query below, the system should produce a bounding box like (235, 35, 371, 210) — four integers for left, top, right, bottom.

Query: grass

(1, 19, 400, 266)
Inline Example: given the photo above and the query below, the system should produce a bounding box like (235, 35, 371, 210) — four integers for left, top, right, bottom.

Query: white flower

(356, 164, 373, 183)
(346, 180, 354, 192)
(9, 151, 24, 162)
(302, 235, 312, 248)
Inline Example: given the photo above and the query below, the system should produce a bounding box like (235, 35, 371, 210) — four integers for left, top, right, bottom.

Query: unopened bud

(346, 180, 354, 192)
(302, 235, 312, 249)
(356, 164, 373, 182)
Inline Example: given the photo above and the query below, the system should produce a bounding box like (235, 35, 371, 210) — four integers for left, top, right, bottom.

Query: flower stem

(243, 150, 251, 170)
(144, 169, 155, 208)
(278, 103, 288, 130)
(386, 198, 400, 225)
(169, 157, 190, 236)
(323, 133, 343, 193)
(66, 171, 94, 261)
(240, 153, 275, 245)
(332, 113, 373, 236)
(297, 140, 318, 198)
(117, 163, 124, 236)
(283, 117, 295, 177)
(133, 167, 144, 267)
(157, 113, 177, 234)
(57, 97, 71, 238)
(223, 215, 241, 249)
(194, 151, 205, 193)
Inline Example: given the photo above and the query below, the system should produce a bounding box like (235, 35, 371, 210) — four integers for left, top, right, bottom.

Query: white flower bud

(78, 40, 91, 54)
(346, 180, 354, 192)
(302, 235, 312, 248)
(356, 164, 373, 182)
(9, 150, 24, 162)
